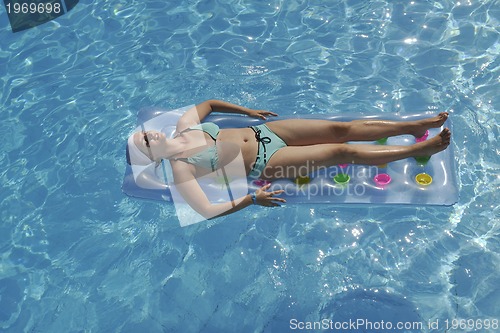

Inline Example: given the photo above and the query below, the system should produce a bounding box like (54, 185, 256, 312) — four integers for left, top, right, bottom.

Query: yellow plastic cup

(295, 176, 311, 186)
(415, 173, 432, 186)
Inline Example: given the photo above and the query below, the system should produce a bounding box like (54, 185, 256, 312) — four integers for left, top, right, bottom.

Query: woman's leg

(266, 113, 448, 146)
(262, 128, 451, 179)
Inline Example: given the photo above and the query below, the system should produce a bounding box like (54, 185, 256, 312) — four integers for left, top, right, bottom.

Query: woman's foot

(414, 128, 451, 156)
(411, 112, 449, 138)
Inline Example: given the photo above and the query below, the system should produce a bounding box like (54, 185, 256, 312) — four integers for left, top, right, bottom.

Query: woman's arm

(211, 184, 286, 218)
(172, 163, 284, 220)
(177, 100, 277, 131)
(201, 99, 253, 116)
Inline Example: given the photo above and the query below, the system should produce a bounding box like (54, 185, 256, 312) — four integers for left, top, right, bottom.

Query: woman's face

(133, 130, 167, 161)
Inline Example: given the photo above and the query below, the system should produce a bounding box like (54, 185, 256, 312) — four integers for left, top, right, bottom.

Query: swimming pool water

(0, 0, 499, 332)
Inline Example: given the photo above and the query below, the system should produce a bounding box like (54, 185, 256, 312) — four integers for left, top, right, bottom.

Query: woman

(128, 100, 451, 219)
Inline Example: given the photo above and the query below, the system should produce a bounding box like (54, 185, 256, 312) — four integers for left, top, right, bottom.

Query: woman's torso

(173, 127, 257, 175)
(218, 128, 257, 174)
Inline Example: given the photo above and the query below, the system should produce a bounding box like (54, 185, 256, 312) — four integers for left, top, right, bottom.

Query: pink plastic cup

(253, 179, 271, 187)
(415, 130, 429, 143)
(374, 173, 392, 187)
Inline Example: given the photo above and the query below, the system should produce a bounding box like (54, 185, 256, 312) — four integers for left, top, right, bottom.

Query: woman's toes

(440, 128, 451, 143)
(437, 112, 448, 125)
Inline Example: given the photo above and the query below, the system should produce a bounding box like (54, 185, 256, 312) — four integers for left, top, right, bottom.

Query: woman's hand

(247, 109, 278, 120)
(255, 184, 286, 207)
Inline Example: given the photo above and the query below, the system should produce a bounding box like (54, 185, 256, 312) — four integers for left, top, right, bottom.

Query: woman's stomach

(218, 128, 258, 174)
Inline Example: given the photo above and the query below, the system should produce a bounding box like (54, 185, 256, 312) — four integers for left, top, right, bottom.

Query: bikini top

(174, 122, 220, 171)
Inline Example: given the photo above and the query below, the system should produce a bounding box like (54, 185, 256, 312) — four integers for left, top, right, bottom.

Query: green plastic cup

(333, 173, 350, 184)
(414, 156, 431, 164)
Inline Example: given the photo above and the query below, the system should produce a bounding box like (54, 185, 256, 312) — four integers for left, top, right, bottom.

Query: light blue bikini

(174, 122, 287, 177)
(174, 123, 220, 171)
(248, 124, 287, 179)
(185, 123, 219, 141)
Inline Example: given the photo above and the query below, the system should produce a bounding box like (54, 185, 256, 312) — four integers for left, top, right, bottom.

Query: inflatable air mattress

(123, 106, 459, 209)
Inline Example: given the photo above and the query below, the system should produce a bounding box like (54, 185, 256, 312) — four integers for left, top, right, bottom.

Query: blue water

(1, 0, 499, 332)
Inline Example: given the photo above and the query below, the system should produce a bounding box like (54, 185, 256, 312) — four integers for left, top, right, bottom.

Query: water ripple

(0, 0, 499, 331)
